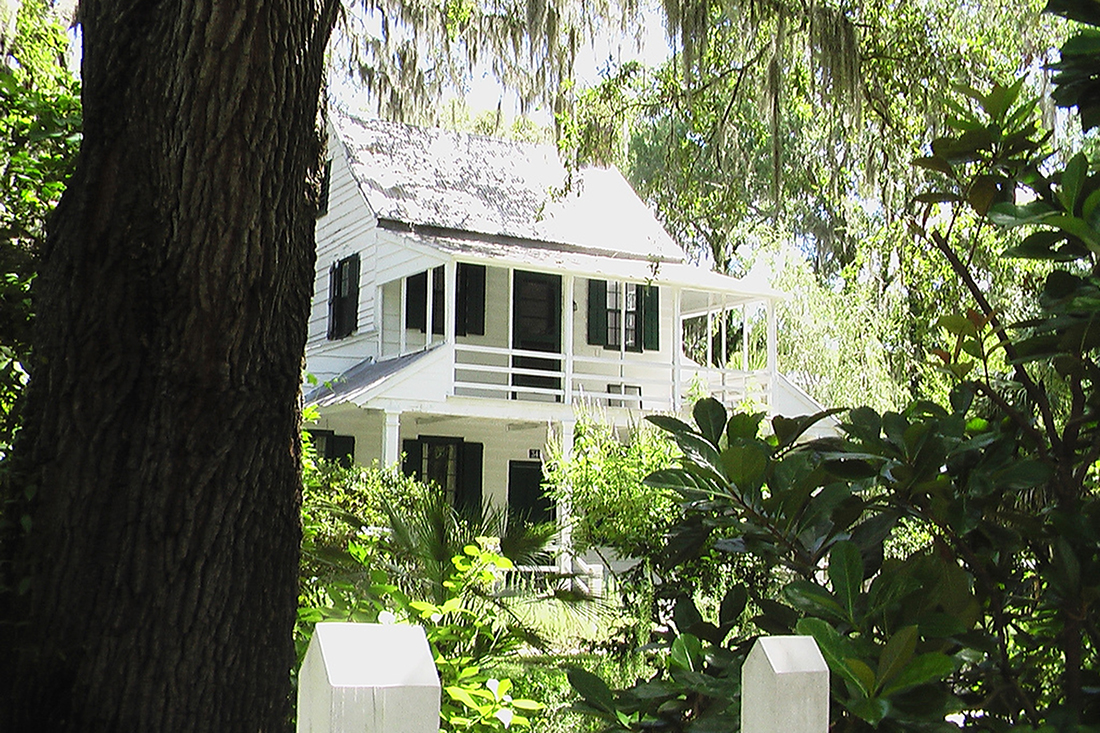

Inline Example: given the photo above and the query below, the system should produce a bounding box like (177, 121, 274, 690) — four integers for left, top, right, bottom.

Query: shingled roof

(331, 109, 684, 263)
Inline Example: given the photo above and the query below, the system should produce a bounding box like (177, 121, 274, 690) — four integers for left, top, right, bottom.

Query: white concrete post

(741, 636, 829, 733)
(297, 623, 440, 733)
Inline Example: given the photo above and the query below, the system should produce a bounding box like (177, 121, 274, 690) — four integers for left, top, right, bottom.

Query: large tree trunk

(1, 0, 335, 728)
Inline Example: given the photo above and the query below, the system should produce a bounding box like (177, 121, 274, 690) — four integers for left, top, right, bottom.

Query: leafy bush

(569, 13, 1100, 726)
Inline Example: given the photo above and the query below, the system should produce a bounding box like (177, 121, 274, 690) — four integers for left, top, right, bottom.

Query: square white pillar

(297, 623, 440, 733)
(741, 635, 829, 733)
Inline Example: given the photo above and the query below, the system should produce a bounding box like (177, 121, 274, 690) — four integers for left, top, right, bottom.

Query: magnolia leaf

(876, 626, 918, 691)
(719, 584, 748, 628)
(880, 652, 955, 697)
(913, 156, 955, 178)
(646, 414, 699, 438)
(828, 541, 864, 622)
(566, 667, 617, 714)
(1058, 152, 1089, 213)
(1046, 214, 1100, 252)
(783, 580, 848, 623)
(693, 398, 726, 445)
(797, 618, 867, 693)
(727, 411, 766, 442)
(988, 199, 1055, 226)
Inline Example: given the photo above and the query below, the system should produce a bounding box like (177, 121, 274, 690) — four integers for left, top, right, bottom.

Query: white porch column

(444, 261, 457, 343)
(399, 278, 408, 355)
(383, 410, 401, 468)
(425, 267, 435, 348)
(557, 418, 576, 574)
(766, 298, 777, 409)
(705, 294, 713, 377)
(563, 273, 575, 405)
(445, 262, 457, 397)
(672, 286, 682, 412)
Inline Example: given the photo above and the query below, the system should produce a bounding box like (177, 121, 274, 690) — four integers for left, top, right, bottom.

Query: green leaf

(828, 541, 863, 623)
(727, 411, 765, 442)
(719, 584, 748, 627)
(1004, 230, 1085, 261)
(1082, 187, 1100, 227)
(719, 444, 768, 497)
(845, 658, 878, 698)
(994, 460, 1051, 490)
(772, 408, 845, 450)
(797, 618, 868, 694)
(646, 414, 699, 438)
(880, 652, 955, 696)
(876, 626, 918, 691)
(912, 156, 955, 178)
(912, 191, 962, 205)
(988, 199, 1055, 226)
(783, 580, 848, 623)
(1059, 152, 1089, 212)
(693, 398, 726, 445)
(1046, 213, 1100, 252)
(669, 633, 704, 672)
(567, 667, 618, 714)
(445, 685, 483, 709)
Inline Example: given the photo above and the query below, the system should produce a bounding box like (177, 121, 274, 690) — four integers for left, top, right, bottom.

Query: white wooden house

(305, 109, 824, 521)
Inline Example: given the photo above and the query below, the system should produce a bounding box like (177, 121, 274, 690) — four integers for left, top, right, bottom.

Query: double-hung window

(587, 279, 659, 351)
(327, 254, 360, 340)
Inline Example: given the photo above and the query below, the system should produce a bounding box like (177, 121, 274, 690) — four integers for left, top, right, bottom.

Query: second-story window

(327, 253, 359, 340)
(588, 279, 660, 351)
(406, 266, 444, 335)
(456, 263, 486, 336)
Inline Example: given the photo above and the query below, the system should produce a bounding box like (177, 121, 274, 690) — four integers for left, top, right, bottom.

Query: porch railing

(452, 343, 773, 411)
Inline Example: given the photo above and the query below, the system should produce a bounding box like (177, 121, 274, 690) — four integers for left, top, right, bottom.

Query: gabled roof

(331, 109, 684, 263)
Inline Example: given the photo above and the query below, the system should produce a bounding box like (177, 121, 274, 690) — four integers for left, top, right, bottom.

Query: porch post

(399, 278, 408, 355)
(672, 286, 682, 412)
(766, 298, 777, 409)
(563, 273, 574, 405)
(705, 294, 713, 374)
(445, 262, 457, 397)
(721, 294, 728, 404)
(383, 410, 401, 468)
(557, 418, 575, 574)
(444, 262, 457, 343)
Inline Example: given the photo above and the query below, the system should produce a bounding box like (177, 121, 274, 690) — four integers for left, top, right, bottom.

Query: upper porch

(361, 240, 785, 416)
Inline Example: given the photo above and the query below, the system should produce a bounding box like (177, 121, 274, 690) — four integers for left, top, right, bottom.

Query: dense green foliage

(0, 0, 79, 459)
(544, 411, 680, 559)
(567, 10, 1100, 726)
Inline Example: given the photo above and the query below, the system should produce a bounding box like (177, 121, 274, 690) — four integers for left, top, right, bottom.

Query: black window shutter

(643, 284, 660, 350)
(327, 264, 338, 339)
(431, 266, 445, 335)
(329, 435, 355, 468)
(406, 271, 427, 331)
(344, 254, 360, 336)
(587, 279, 607, 345)
(456, 441, 483, 520)
(456, 264, 486, 337)
(401, 439, 422, 480)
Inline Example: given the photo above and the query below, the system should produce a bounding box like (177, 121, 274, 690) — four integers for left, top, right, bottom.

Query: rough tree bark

(1, 0, 336, 728)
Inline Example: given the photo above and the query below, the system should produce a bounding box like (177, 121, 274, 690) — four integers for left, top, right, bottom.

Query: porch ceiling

(399, 230, 785, 300)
